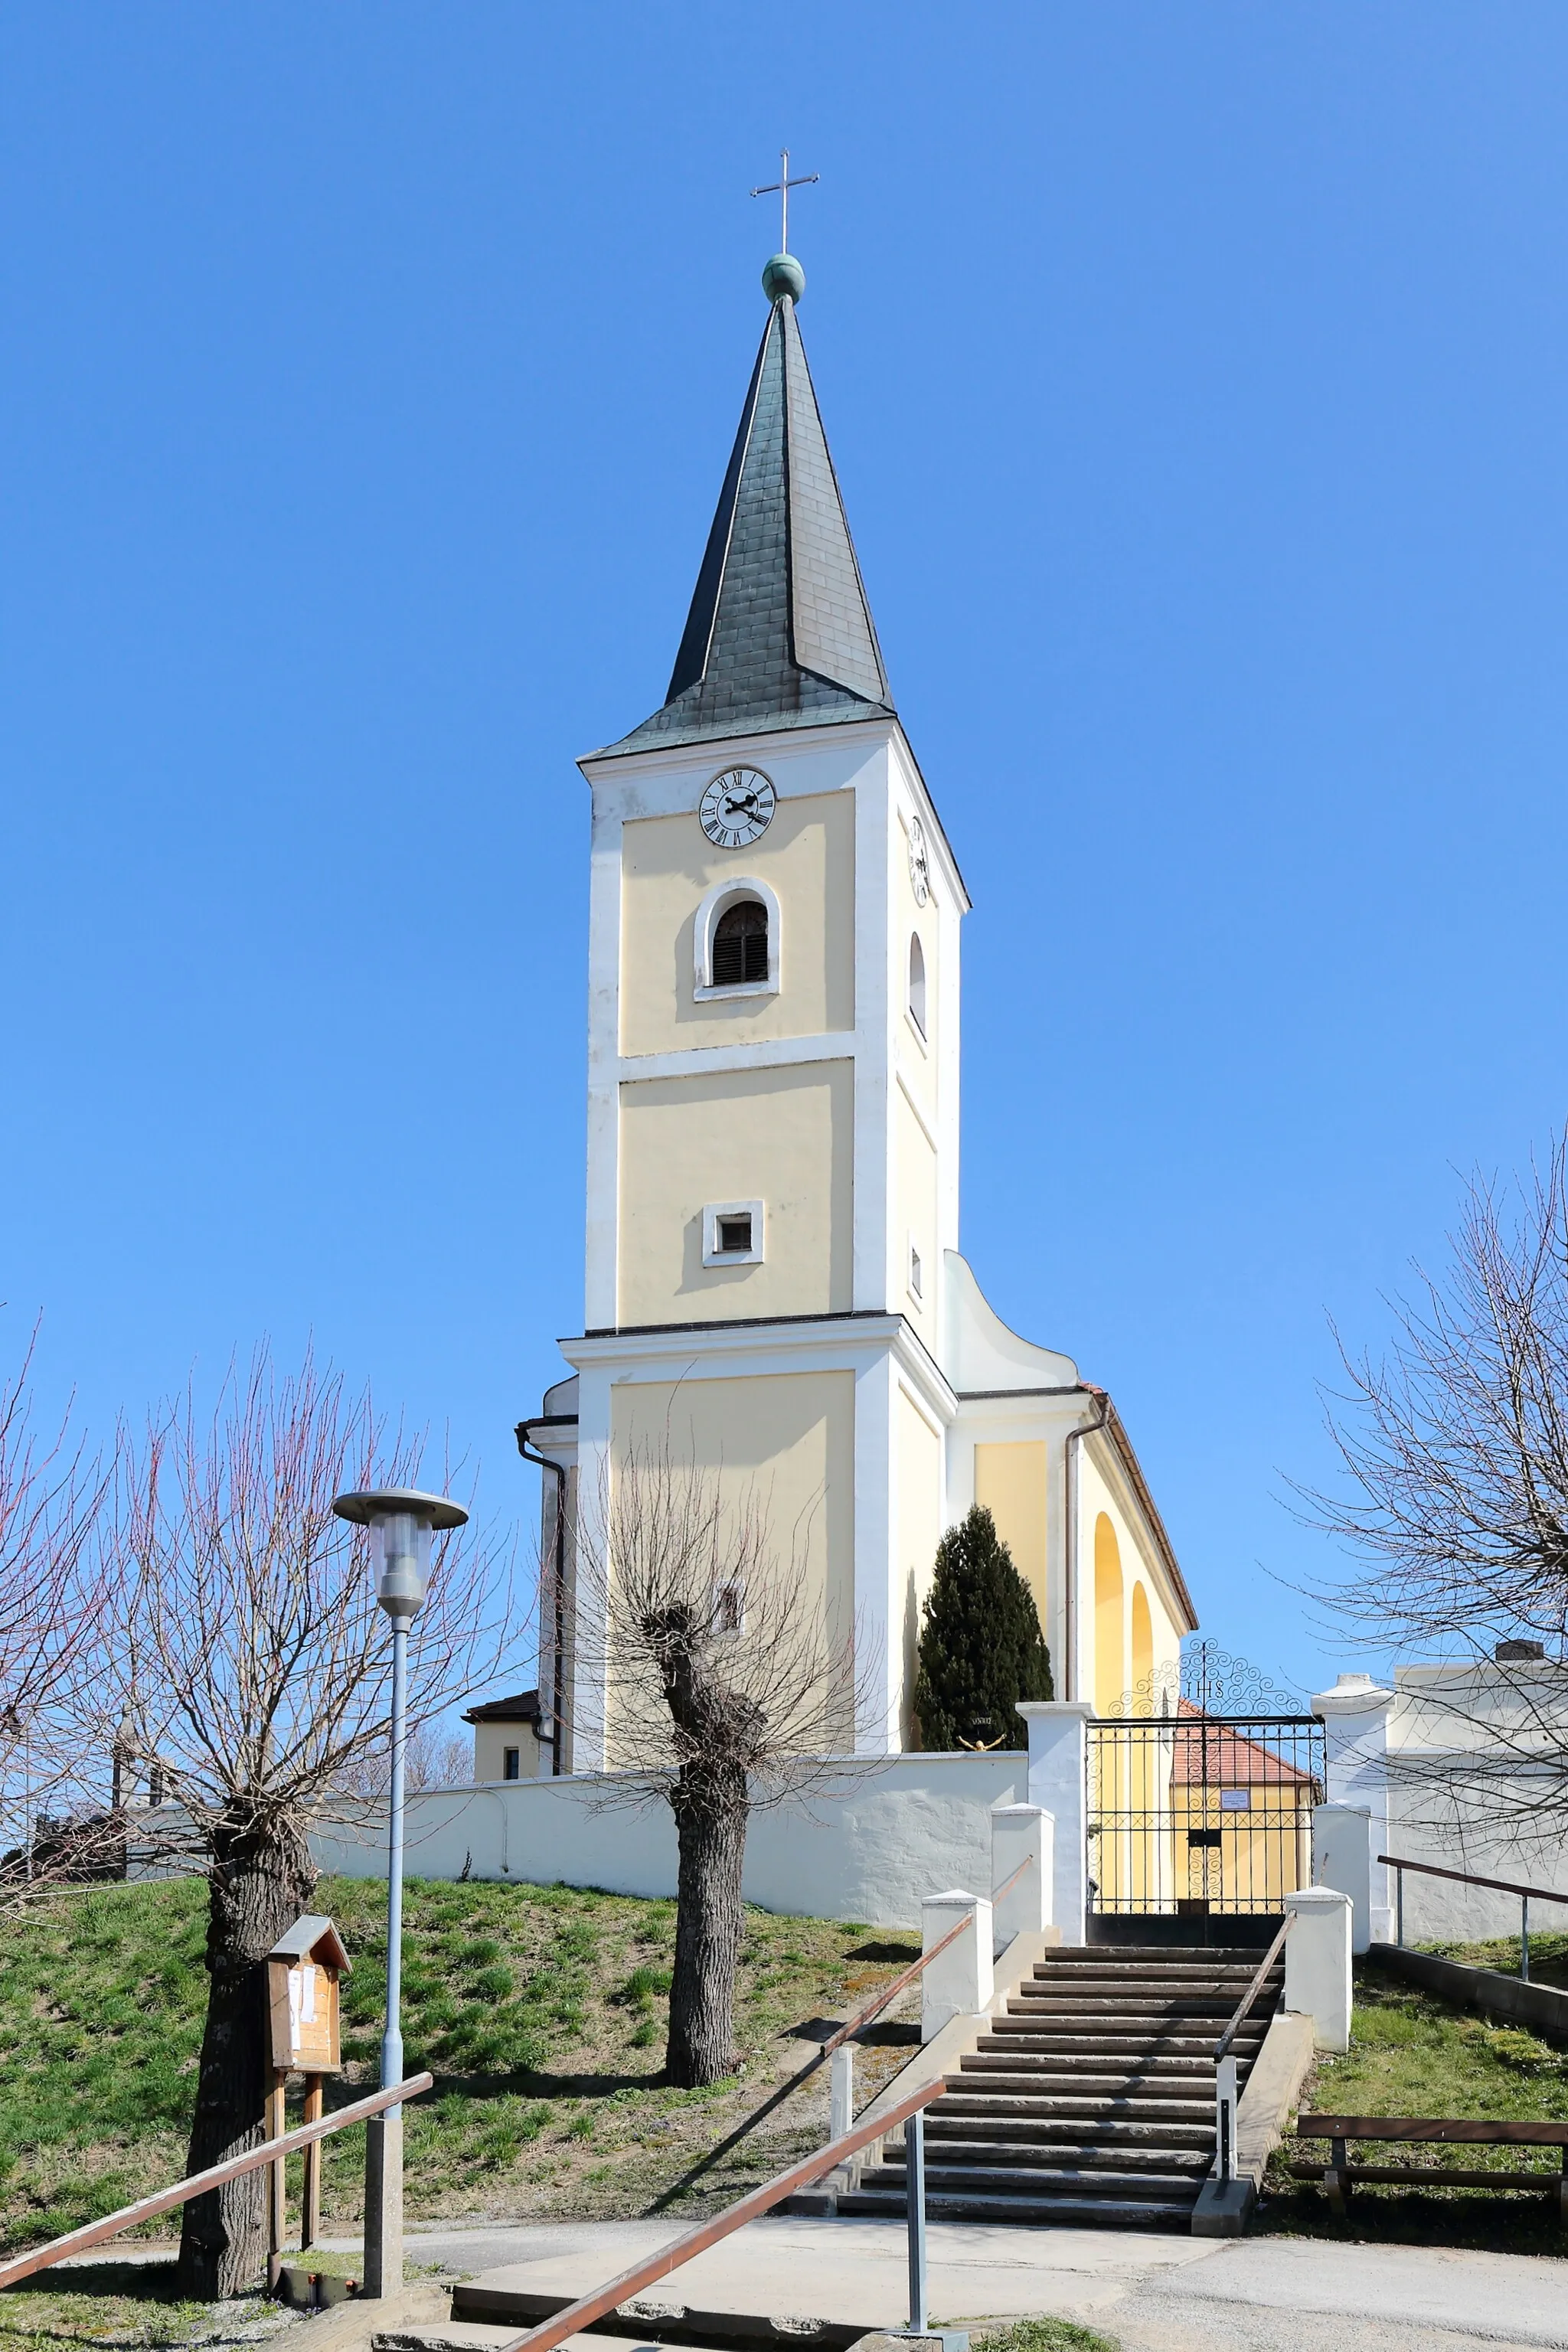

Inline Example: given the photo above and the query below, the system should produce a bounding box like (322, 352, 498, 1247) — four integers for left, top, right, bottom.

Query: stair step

(837, 2187, 1200, 2229)
(973, 2048, 1227, 2075)
(941, 2086, 1215, 2120)
(1037, 1947, 1280, 1964)
(1027, 1968, 1277, 1985)
(890, 2138, 1212, 2174)
(871, 2159, 1207, 2197)
(931, 2100, 1214, 2145)
(992, 2015, 1266, 2036)
(1005, 2005, 1243, 2024)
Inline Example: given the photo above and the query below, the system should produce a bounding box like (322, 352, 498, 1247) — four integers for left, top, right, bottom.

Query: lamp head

(332, 1487, 469, 1623)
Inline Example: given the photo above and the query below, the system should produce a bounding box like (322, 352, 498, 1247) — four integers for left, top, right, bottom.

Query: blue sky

(4, 5, 1567, 1702)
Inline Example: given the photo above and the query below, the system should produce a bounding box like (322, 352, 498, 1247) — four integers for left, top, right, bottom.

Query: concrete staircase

(838, 1942, 1284, 2230)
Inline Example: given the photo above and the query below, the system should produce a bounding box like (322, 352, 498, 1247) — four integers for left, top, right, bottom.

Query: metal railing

(1380, 1852, 1568, 1982)
(0, 2073, 434, 2294)
(495, 2069, 954, 2352)
(507, 1871, 1036, 2347)
(653, 1858, 1031, 2210)
(1212, 1913, 1293, 2184)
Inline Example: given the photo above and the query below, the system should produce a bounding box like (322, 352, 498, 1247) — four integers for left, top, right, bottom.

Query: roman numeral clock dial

(699, 767, 776, 849)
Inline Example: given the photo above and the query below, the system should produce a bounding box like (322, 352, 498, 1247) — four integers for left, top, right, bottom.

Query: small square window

(703, 1200, 764, 1266)
(502, 1746, 521, 1781)
(908, 1242, 923, 1300)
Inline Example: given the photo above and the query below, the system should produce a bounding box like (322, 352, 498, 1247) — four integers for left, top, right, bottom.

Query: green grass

(1256, 1958, 1568, 2252)
(1417, 1928, 1568, 1991)
(972, 2321, 1120, 2352)
(0, 1877, 922, 2256)
(0, 2262, 283, 2352)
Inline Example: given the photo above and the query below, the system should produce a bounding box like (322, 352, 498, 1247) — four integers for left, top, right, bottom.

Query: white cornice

(619, 1032, 856, 1084)
(577, 715, 899, 787)
(558, 1311, 959, 1426)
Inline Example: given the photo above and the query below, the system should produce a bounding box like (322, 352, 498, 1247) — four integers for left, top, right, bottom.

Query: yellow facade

(972, 1439, 1049, 1633)
(618, 790, 855, 1057)
(616, 1059, 854, 1325)
(1131, 1581, 1153, 1690)
(610, 1369, 858, 1747)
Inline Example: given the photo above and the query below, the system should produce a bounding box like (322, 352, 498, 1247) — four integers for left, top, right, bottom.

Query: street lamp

(331, 1485, 467, 2295)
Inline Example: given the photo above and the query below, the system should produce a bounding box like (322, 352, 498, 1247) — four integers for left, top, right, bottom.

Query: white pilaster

(583, 800, 623, 1332)
(1313, 1803, 1374, 1955)
(1020, 1700, 1096, 1945)
(854, 1348, 898, 1754)
(1285, 1886, 1353, 2053)
(851, 742, 891, 1313)
(991, 1802, 1052, 1950)
(920, 1889, 993, 2038)
(1313, 1676, 1394, 1943)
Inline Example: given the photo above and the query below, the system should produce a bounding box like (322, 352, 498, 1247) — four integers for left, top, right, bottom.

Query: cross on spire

(750, 148, 818, 253)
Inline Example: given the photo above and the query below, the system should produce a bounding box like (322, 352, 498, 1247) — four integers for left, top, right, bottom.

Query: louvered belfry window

(711, 898, 769, 986)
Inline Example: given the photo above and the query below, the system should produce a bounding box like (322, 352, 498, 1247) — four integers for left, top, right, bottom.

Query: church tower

(519, 248, 1199, 1771)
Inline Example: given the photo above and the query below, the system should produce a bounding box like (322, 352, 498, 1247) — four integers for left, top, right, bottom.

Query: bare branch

(1298, 1132, 1568, 1841)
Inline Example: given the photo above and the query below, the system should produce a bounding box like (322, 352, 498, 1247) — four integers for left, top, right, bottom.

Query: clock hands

(721, 792, 759, 816)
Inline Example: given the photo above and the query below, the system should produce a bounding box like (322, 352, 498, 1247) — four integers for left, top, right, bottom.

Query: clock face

(908, 815, 931, 906)
(699, 767, 776, 849)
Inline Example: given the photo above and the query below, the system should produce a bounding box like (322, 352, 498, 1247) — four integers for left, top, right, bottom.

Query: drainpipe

(515, 1424, 568, 1778)
(1063, 1384, 1109, 1704)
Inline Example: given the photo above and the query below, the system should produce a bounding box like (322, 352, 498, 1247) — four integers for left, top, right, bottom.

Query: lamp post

(331, 1486, 467, 2297)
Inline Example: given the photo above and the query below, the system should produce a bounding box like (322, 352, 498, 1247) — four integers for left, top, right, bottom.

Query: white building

(518, 251, 1197, 1771)
(1317, 1657, 1568, 1942)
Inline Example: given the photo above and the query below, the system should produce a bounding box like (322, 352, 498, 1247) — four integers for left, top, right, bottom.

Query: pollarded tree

(567, 1437, 867, 2089)
(89, 1344, 523, 2301)
(913, 1504, 1052, 1749)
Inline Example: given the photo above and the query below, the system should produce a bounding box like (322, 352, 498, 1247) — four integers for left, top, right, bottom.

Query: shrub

(913, 1504, 1052, 1749)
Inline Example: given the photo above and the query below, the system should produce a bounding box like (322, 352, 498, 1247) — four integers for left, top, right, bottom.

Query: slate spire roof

(603, 286, 895, 754)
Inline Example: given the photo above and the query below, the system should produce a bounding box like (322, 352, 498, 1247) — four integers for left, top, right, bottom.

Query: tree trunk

(176, 1815, 315, 2300)
(665, 1768, 747, 2088)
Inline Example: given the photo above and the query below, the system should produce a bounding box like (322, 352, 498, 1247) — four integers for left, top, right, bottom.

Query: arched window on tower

(907, 933, 927, 1037)
(711, 898, 769, 986)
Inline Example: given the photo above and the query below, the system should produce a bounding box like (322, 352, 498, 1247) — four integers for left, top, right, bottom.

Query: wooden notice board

(265, 1916, 350, 2075)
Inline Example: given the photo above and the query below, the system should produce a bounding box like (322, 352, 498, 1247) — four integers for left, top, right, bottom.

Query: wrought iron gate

(1087, 1644, 1325, 1918)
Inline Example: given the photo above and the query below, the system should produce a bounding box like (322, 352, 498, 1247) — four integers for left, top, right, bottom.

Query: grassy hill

(0, 1874, 922, 2256)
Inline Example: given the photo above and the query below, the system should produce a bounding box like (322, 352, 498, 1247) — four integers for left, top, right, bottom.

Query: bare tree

(1302, 1133, 1568, 1845)
(0, 1321, 111, 1893)
(566, 1437, 870, 2089)
(87, 1344, 524, 2301)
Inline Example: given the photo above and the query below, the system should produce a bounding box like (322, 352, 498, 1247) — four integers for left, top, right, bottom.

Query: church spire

(604, 255, 894, 754)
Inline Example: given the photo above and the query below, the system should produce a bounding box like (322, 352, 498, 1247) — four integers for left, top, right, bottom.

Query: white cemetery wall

(312, 1749, 1024, 1927)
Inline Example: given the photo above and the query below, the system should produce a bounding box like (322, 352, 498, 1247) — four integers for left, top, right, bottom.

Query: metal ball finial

(762, 252, 805, 304)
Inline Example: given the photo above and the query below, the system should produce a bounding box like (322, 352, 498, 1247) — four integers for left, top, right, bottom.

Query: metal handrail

(1380, 1851, 1568, 1982)
(1214, 1913, 1294, 2062)
(1377, 1853, 1568, 1908)
(495, 2069, 952, 2352)
(0, 2073, 435, 2292)
(652, 1870, 1026, 2212)
(1212, 1914, 1293, 2187)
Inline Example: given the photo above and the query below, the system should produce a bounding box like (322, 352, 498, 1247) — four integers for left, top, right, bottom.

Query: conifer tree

(913, 1504, 1052, 1749)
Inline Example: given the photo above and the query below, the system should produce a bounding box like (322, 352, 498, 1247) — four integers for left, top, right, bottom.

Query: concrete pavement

(328, 2219, 1568, 2352)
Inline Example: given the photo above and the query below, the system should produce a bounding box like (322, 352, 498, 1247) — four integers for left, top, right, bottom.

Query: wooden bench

(1292, 2113, 1568, 2219)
